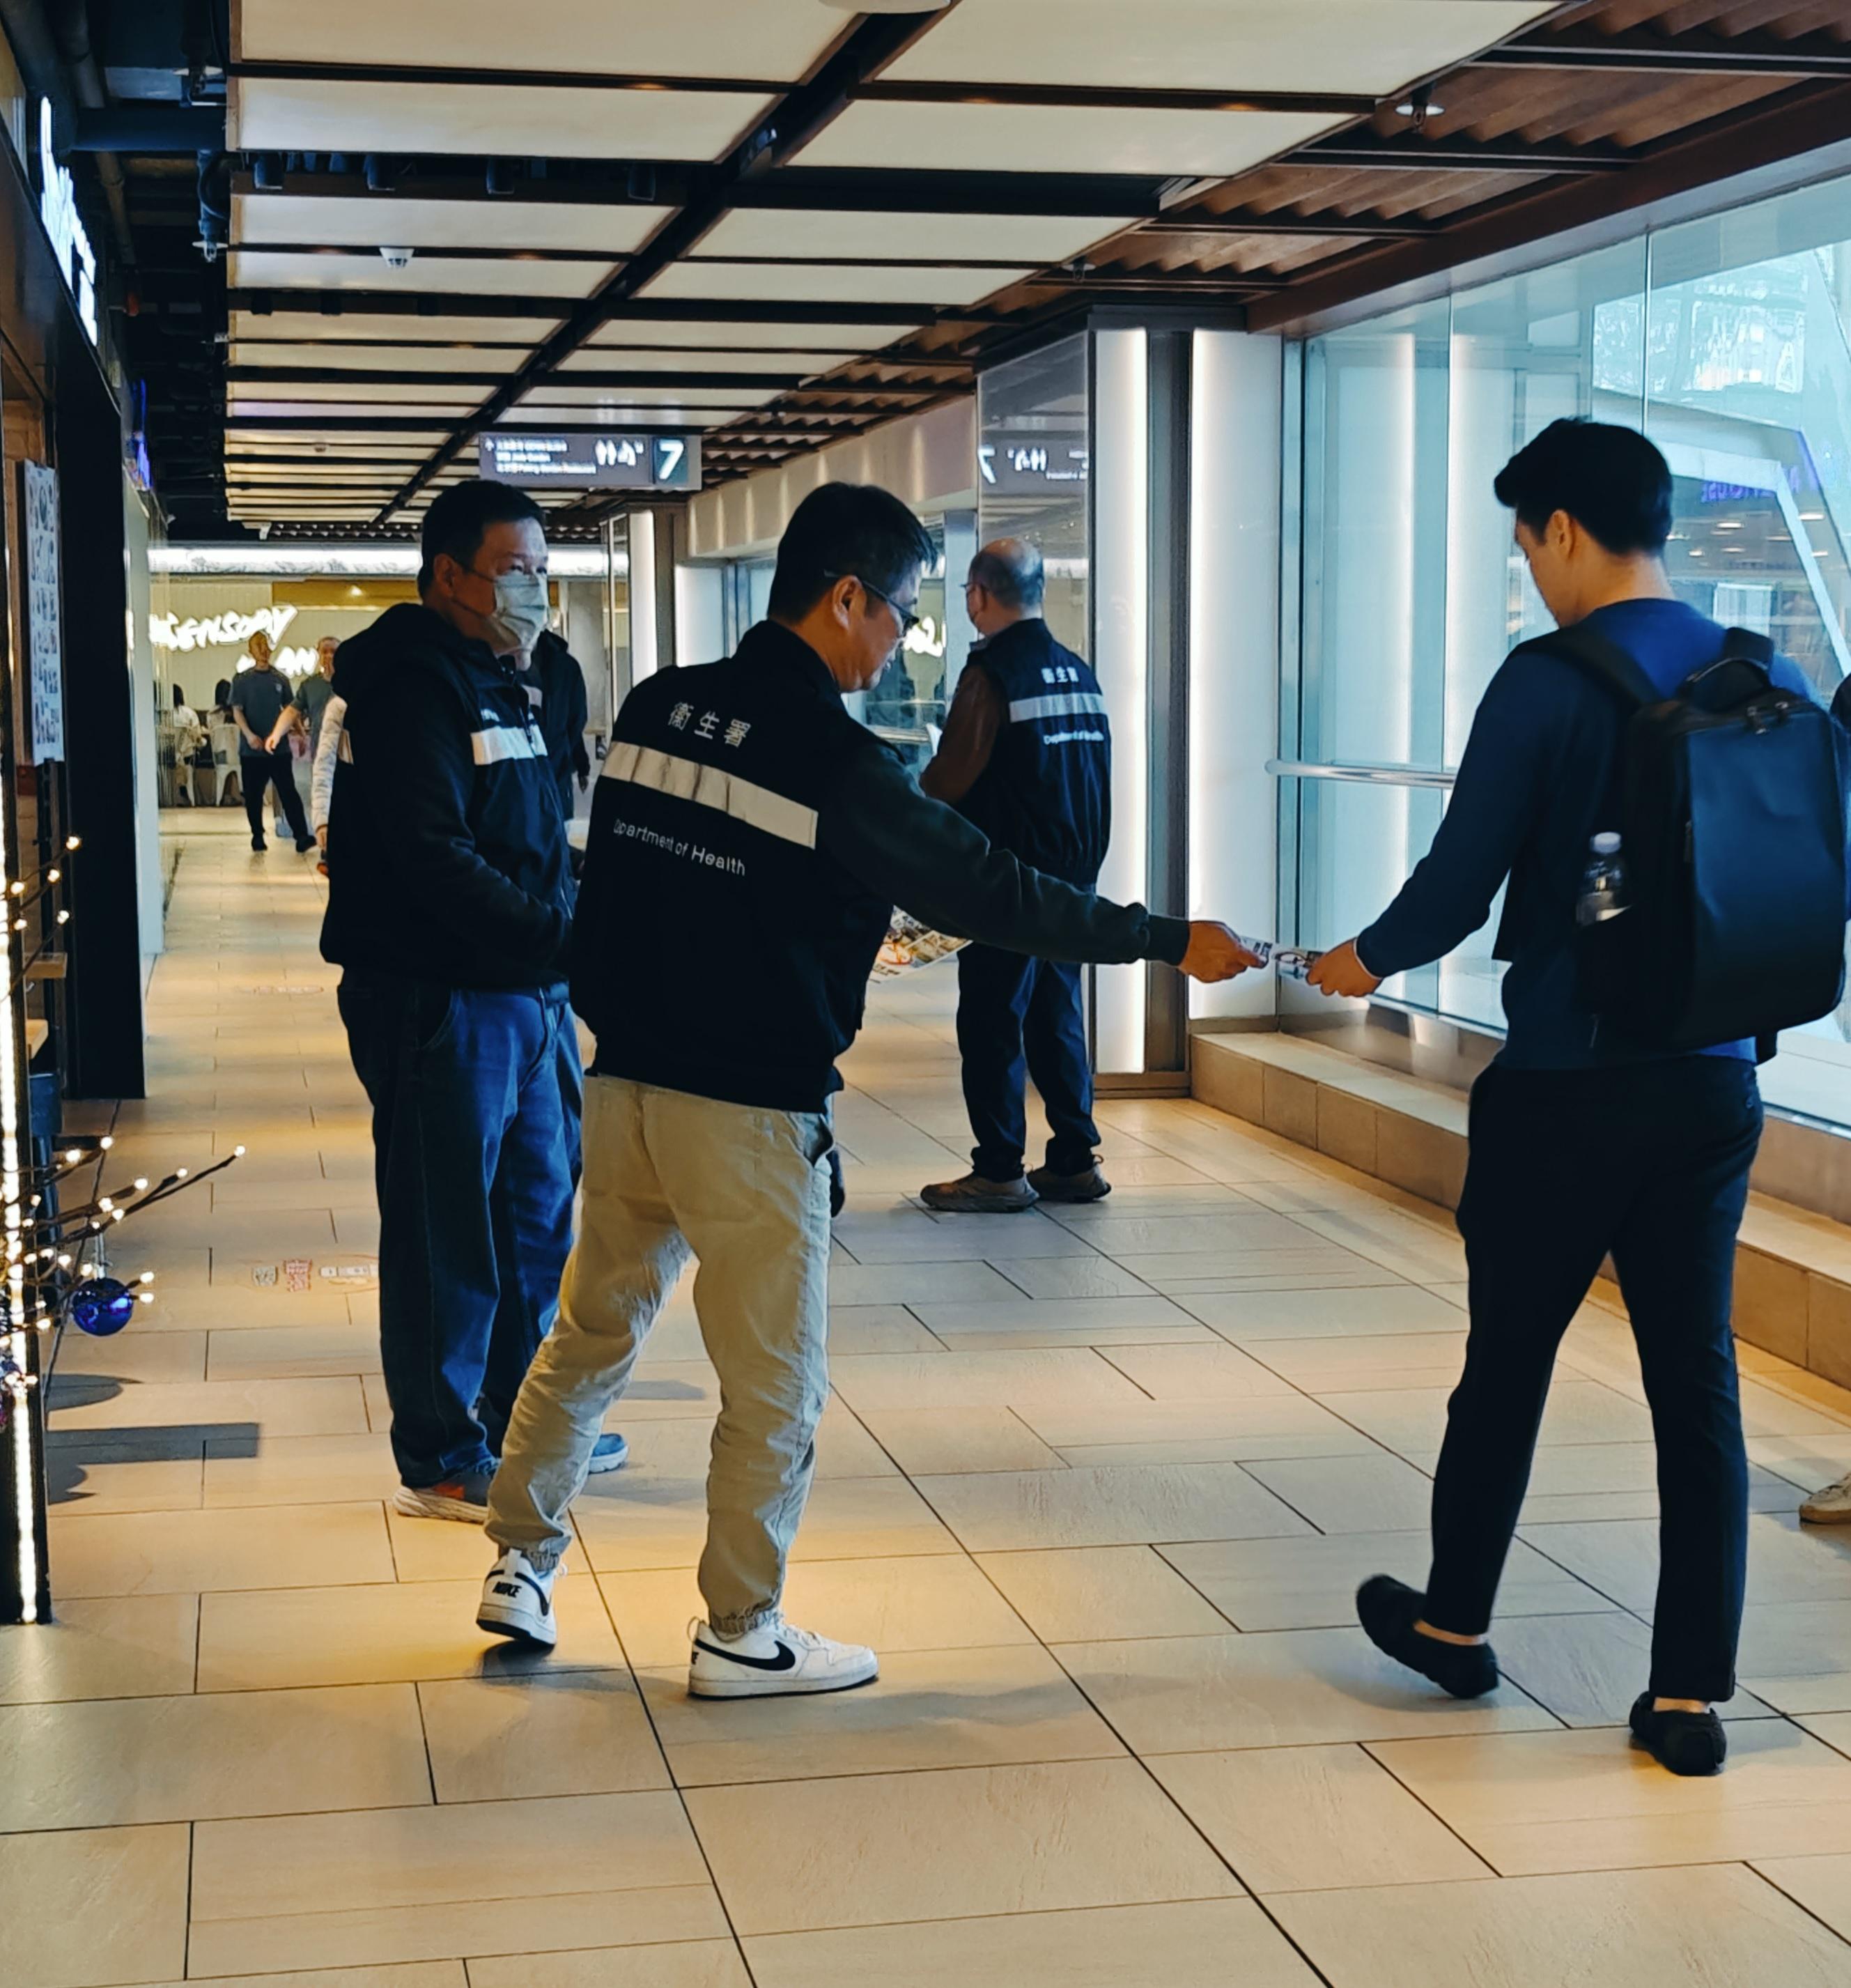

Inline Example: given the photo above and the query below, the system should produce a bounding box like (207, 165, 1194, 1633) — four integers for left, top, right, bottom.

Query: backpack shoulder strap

(1718, 626, 1775, 668)
(1512, 623, 1659, 710)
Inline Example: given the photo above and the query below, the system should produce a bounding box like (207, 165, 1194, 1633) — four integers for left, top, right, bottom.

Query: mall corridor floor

(20, 817, 1851, 1986)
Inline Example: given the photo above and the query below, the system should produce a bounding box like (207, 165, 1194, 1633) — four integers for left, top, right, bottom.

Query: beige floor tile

(45, 1373, 369, 1437)
(819, 1306, 945, 1355)
(1241, 1452, 1437, 1533)
(1285, 1207, 1469, 1284)
(1244, 1332, 1469, 1392)
(0, 1821, 190, 1988)
(1184, 1283, 1467, 1342)
(187, 1886, 729, 1978)
(830, 1215, 1093, 1262)
(53, 1327, 209, 1385)
(997, 1254, 1163, 1300)
(1749, 1432, 1851, 1491)
(1524, 1511, 1851, 1615)
(1152, 1743, 1494, 1892)
(916, 1460, 1312, 1552)
(382, 1509, 511, 1582)
(46, 1439, 206, 1515)
(598, 1554, 1033, 1668)
(140, 1969, 465, 1988)
(158, 1283, 360, 1330)
(52, 1497, 394, 1598)
(975, 1545, 1233, 1642)
(641, 1641, 1123, 1785)
(1494, 1611, 1774, 1727)
(571, 1472, 957, 1573)
(856, 1407, 1066, 1474)
(828, 1261, 1027, 1307)
(1059, 1629, 1556, 1753)
(1021, 1392, 1379, 1465)
(827, 1349, 1148, 1413)
(1273, 1865, 1851, 1987)
(1375, 1720, 1851, 1873)
(1103, 1247, 1381, 1295)
(192, 1791, 711, 1928)
(0, 1682, 431, 1829)
(207, 1320, 383, 1379)
(196, 1575, 621, 1690)
(1074, 1211, 1326, 1256)
(1157, 1532, 1611, 1632)
(1754, 1852, 1851, 1945)
(911, 1295, 1210, 1346)
(419, 1670, 670, 1801)
(0, 1593, 197, 1704)
(1322, 1380, 1656, 1457)
(1097, 1341, 1300, 1398)
(685, 1757, 1243, 1935)
(610, 1358, 723, 1422)
(745, 1900, 1319, 1988)
(469, 1947, 750, 1988)
(203, 1428, 397, 1507)
(1741, 1603, 1851, 1713)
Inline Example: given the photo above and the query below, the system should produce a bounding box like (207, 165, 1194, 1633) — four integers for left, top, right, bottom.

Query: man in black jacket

(477, 481, 1256, 1691)
(920, 537, 1113, 1212)
(517, 628, 593, 824)
(323, 480, 624, 1523)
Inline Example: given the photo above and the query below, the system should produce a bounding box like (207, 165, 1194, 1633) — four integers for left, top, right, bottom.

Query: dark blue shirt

(1357, 596, 1815, 1070)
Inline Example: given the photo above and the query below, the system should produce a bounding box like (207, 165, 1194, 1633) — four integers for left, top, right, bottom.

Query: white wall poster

(23, 462, 63, 763)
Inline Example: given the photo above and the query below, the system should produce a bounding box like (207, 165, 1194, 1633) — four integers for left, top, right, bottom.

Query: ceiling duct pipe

(45, 0, 137, 268)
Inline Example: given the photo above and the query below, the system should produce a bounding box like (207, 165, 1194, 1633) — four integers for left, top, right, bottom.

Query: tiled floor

(17, 814, 1851, 1983)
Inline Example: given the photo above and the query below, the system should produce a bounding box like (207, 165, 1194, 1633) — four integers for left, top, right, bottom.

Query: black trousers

(241, 748, 311, 845)
(956, 943, 1100, 1180)
(1424, 1056, 1762, 1703)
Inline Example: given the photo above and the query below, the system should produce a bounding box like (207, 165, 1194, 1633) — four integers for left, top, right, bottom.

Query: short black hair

(419, 479, 546, 594)
(1492, 418, 1673, 556)
(767, 481, 934, 622)
(969, 539, 1045, 611)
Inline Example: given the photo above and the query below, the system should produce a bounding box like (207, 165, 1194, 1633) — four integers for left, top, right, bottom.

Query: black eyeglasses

(826, 570, 920, 638)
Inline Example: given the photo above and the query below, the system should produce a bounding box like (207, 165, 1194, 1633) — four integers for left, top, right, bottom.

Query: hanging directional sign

(479, 431, 702, 493)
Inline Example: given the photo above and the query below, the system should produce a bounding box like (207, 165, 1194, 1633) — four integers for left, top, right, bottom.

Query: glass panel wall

(1287, 164, 1851, 1123)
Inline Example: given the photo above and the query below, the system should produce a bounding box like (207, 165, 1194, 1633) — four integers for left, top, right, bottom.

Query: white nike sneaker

(1802, 1472, 1851, 1524)
(686, 1616, 878, 1700)
(476, 1548, 561, 1649)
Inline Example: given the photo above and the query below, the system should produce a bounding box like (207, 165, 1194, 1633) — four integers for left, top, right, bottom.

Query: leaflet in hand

(872, 913, 970, 980)
(1236, 934, 1324, 980)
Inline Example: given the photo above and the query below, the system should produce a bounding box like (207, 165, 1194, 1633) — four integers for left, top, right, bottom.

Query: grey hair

(968, 537, 1044, 611)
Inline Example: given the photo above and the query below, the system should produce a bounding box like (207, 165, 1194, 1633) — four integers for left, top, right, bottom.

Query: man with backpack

(1310, 419, 1845, 1775)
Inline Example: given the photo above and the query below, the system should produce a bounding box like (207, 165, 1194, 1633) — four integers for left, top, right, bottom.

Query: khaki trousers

(486, 1074, 832, 1634)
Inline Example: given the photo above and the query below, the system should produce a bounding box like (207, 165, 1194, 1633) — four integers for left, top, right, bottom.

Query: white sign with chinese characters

(38, 102, 98, 346)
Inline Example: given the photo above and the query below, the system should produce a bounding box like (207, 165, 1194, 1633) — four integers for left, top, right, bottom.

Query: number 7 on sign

(655, 439, 686, 482)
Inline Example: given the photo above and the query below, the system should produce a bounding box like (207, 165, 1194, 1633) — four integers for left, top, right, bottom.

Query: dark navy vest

(571, 621, 893, 1112)
(956, 618, 1111, 887)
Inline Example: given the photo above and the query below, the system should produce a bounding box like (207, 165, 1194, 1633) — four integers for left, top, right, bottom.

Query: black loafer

(1629, 1693, 1726, 1775)
(1357, 1575, 1499, 1699)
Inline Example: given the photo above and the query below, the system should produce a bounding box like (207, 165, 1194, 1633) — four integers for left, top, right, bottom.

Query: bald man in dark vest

(920, 538, 1115, 1210)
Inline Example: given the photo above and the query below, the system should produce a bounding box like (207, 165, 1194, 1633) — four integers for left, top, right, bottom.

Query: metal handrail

(1267, 759, 1457, 791)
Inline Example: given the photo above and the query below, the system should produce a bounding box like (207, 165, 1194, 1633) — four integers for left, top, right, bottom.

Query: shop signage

(38, 102, 98, 346)
(22, 463, 63, 762)
(149, 605, 299, 653)
(478, 430, 702, 493)
(977, 436, 1089, 495)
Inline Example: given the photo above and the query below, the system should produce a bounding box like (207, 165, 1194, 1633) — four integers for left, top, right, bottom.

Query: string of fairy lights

(0, 834, 245, 1623)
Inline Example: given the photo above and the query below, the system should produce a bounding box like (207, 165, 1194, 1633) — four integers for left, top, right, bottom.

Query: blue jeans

(956, 944, 1100, 1180)
(338, 969, 582, 1487)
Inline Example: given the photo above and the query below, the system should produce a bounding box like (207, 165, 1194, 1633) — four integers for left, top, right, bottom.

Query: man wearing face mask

(322, 480, 625, 1523)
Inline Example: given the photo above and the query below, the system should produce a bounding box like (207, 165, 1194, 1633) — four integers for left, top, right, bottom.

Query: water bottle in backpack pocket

(1527, 623, 1848, 1054)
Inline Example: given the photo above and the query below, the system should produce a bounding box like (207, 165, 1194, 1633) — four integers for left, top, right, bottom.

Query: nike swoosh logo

(694, 1636, 796, 1673)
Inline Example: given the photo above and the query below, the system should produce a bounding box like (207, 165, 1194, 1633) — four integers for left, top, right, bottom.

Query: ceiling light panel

(237, 0, 846, 81)
(228, 397, 482, 419)
(226, 438, 446, 457)
(234, 194, 673, 256)
(881, 0, 1553, 95)
(499, 404, 756, 429)
(230, 253, 611, 299)
(230, 344, 527, 374)
(797, 102, 1339, 177)
(589, 318, 922, 350)
(520, 383, 782, 408)
(695, 208, 1137, 265)
(230, 313, 560, 344)
(228, 380, 489, 406)
(231, 77, 771, 162)
(642, 261, 1030, 307)
(557, 348, 857, 374)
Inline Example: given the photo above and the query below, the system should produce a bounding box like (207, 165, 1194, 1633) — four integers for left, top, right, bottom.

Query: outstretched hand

(1179, 921, 1267, 983)
(1307, 939, 1382, 999)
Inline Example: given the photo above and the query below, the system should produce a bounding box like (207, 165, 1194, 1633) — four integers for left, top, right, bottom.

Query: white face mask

(479, 570, 550, 656)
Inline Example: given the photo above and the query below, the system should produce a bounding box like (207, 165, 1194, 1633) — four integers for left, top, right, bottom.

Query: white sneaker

(686, 1616, 878, 1700)
(477, 1548, 560, 1649)
(1802, 1473, 1851, 1524)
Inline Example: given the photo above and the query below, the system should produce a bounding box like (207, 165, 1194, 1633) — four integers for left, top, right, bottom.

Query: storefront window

(1287, 166, 1851, 1120)
(977, 334, 1089, 658)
